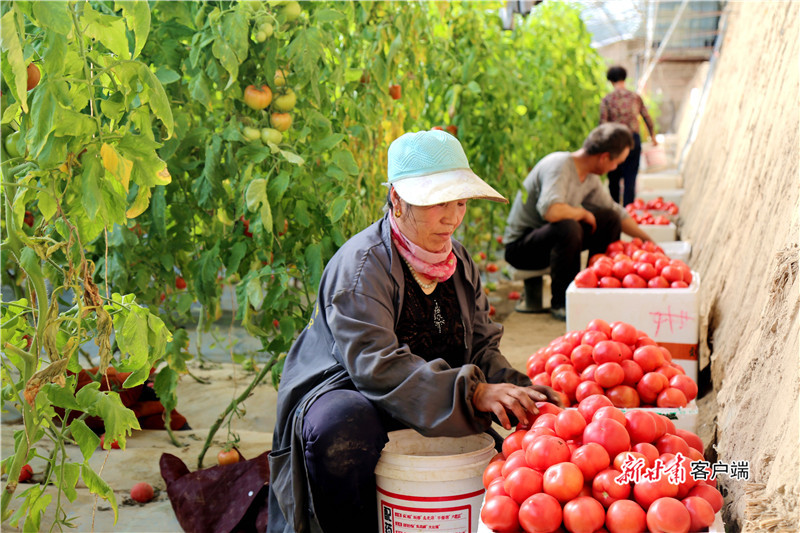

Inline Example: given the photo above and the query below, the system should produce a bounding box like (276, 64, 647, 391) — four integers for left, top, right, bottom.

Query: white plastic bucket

(375, 429, 495, 533)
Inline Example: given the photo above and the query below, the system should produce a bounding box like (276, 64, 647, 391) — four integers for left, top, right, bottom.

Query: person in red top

(600, 65, 658, 206)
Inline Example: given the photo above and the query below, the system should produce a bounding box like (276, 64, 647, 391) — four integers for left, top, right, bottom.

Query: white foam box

(637, 171, 681, 191)
(622, 222, 677, 243)
(660, 241, 692, 263)
(565, 272, 700, 382)
(638, 188, 686, 208)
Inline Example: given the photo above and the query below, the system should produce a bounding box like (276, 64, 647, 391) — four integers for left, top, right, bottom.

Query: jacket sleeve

(326, 286, 493, 438)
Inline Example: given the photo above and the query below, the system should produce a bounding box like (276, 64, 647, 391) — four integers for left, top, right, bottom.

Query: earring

(394, 210, 401, 218)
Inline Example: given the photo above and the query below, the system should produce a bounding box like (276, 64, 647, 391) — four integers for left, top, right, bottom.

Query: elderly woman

(267, 130, 559, 532)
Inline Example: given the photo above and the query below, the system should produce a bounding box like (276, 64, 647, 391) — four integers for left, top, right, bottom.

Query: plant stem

(197, 352, 280, 469)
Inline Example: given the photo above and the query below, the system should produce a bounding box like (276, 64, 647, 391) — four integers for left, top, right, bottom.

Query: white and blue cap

(386, 130, 508, 206)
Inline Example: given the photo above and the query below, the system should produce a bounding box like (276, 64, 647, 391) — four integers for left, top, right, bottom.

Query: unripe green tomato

(260, 22, 274, 38)
(272, 88, 296, 112)
(243, 126, 262, 142)
(254, 31, 268, 42)
(5, 131, 21, 158)
(281, 1, 301, 22)
(261, 128, 282, 145)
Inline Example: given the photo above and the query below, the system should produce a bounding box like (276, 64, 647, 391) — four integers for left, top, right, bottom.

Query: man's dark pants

(504, 207, 622, 309)
(608, 132, 642, 206)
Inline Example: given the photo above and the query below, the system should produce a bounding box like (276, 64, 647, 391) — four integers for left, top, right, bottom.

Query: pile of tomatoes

(480, 395, 722, 532)
(625, 197, 680, 224)
(526, 319, 696, 408)
(574, 240, 693, 289)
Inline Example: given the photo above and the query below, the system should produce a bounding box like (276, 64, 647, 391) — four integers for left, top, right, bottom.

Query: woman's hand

(472, 383, 551, 431)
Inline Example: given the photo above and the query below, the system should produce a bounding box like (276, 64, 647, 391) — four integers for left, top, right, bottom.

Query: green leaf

(192, 242, 222, 306)
(153, 366, 178, 414)
(53, 109, 97, 138)
(116, 306, 150, 370)
(311, 133, 345, 152)
(314, 9, 346, 23)
(226, 241, 247, 274)
(268, 172, 291, 203)
(75, 383, 139, 450)
(329, 197, 347, 223)
(331, 149, 359, 176)
(279, 149, 304, 166)
(154, 66, 181, 84)
(246, 276, 265, 310)
(32, 1, 72, 35)
(44, 382, 81, 411)
(211, 38, 239, 90)
(117, 133, 171, 188)
(219, 10, 249, 63)
(117, 1, 151, 59)
(113, 62, 175, 138)
(80, 155, 104, 221)
(245, 178, 268, 213)
(68, 419, 100, 462)
(27, 81, 58, 159)
(1, 9, 29, 112)
(57, 462, 81, 503)
(81, 463, 118, 523)
(42, 31, 68, 79)
(83, 4, 131, 60)
(191, 134, 224, 208)
(304, 242, 323, 289)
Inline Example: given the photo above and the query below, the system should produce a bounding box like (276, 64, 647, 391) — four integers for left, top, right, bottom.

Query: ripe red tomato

(525, 435, 570, 471)
(633, 474, 679, 510)
(682, 495, 716, 531)
(592, 260, 614, 279)
(583, 417, 630, 458)
(581, 329, 609, 346)
(130, 481, 155, 503)
(611, 259, 635, 279)
(599, 276, 623, 288)
(646, 497, 691, 533)
(483, 459, 505, 488)
(620, 359, 644, 386)
(175, 276, 187, 290)
(532, 413, 557, 432)
(591, 468, 630, 508)
(622, 273, 647, 288)
(486, 477, 509, 499)
(574, 268, 599, 288)
(518, 492, 562, 533)
(534, 401, 563, 416)
(606, 385, 641, 408)
(657, 387, 688, 408)
(502, 429, 528, 457)
(575, 380, 604, 403)
(18, 464, 33, 482)
(633, 345, 665, 373)
(669, 375, 698, 402)
(661, 265, 684, 284)
(586, 318, 612, 336)
(480, 495, 520, 531)
(605, 499, 647, 533)
(545, 353, 571, 374)
(625, 410, 657, 443)
(388, 84, 401, 100)
(552, 370, 580, 400)
(595, 362, 625, 388)
(563, 495, 605, 533)
(486, 263, 499, 273)
(687, 483, 724, 513)
(508, 290, 521, 300)
(217, 449, 240, 466)
(655, 434, 691, 457)
(648, 275, 670, 288)
(554, 409, 586, 441)
(674, 429, 703, 453)
(27, 63, 41, 91)
(632, 442, 660, 467)
(580, 363, 597, 382)
(613, 450, 649, 472)
(577, 394, 613, 422)
(504, 466, 543, 504)
(593, 340, 623, 365)
(570, 442, 610, 482)
(637, 372, 669, 404)
(501, 449, 529, 477)
(634, 262, 657, 281)
(656, 364, 681, 380)
(592, 406, 627, 427)
(570, 344, 594, 373)
(610, 322, 637, 345)
(243, 84, 272, 110)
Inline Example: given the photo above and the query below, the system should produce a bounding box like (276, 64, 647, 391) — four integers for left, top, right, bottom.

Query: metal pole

(638, 0, 690, 92)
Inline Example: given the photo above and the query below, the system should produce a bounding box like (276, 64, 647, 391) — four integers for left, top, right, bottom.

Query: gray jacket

(267, 213, 529, 532)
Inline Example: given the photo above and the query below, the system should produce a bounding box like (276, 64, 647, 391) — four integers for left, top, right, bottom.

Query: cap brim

(390, 169, 508, 206)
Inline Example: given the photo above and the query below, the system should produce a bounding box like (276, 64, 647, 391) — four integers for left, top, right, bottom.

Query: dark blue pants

(302, 389, 402, 532)
(504, 207, 621, 308)
(608, 132, 642, 206)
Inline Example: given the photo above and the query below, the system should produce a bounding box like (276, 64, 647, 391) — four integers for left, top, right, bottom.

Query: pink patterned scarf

(389, 214, 457, 282)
